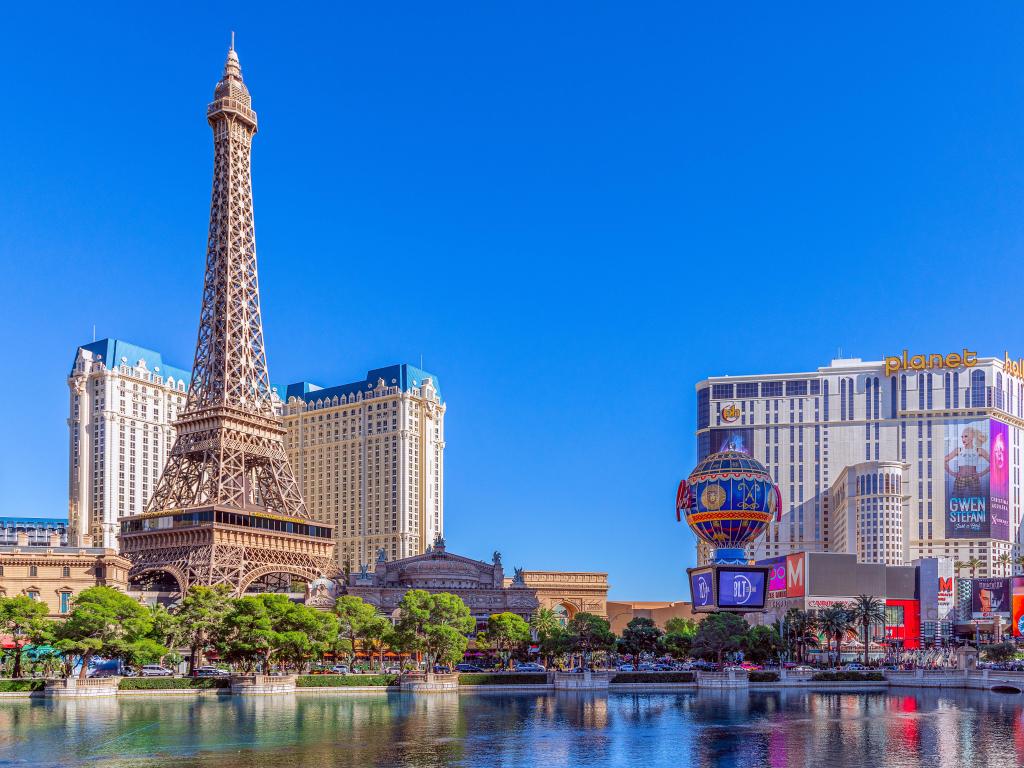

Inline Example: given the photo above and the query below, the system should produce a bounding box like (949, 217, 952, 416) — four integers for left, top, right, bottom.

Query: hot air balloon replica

(677, 450, 781, 613)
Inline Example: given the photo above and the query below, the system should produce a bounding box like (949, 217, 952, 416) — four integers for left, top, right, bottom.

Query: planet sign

(676, 451, 780, 562)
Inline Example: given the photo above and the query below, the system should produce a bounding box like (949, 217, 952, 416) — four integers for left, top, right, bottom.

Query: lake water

(1, 688, 1023, 768)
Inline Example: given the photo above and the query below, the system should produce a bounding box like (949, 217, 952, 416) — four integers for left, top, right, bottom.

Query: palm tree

(997, 553, 1012, 576)
(954, 560, 966, 578)
(849, 595, 886, 666)
(819, 605, 853, 668)
(967, 557, 984, 578)
(784, 609, 819, 663)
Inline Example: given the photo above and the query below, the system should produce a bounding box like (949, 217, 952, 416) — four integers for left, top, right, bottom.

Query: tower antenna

(230, 31, 235, 50)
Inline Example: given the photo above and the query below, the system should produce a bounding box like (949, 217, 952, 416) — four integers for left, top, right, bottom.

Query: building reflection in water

(3, 689, 1024, 767)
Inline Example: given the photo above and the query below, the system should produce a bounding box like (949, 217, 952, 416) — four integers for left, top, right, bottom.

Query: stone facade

(0, 533, 130, 617)
(345, 540, 608, 624)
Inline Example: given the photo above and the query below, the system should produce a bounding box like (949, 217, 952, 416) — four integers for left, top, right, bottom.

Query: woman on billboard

(944, 424, 990, 498)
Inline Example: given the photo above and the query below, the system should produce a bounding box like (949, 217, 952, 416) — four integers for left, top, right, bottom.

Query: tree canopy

(690, 612, 748, 664)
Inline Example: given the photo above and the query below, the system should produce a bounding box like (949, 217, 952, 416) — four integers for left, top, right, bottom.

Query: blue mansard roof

(285, 364, 442, 404)
(73, 338, 191, 383)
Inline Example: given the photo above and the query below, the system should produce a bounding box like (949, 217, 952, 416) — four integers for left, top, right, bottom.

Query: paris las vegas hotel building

(68, 340, 444, 572)
(697, 350, 1024, 577)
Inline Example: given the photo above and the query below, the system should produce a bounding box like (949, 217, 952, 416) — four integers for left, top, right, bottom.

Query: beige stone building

(0, 532, 130, 617)
(345, 540, 608, 627)
(606, 600, 697, 635)
(282, 366, 445, 573)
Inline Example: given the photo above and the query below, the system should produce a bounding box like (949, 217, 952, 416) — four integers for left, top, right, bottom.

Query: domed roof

(690, 450, 772, 478)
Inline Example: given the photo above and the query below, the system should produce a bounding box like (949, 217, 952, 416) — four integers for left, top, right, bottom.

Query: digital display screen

(690, 570, 715, 608)
(717, 569, 767, 609)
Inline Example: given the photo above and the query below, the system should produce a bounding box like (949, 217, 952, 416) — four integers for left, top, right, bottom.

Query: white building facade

(282, 365, 445, 574)
(68, 339, 190, 549)
(697, 352, 1024, 576)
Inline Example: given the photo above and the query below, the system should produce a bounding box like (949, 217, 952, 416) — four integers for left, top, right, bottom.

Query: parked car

(329, 665, 349, 675)
(140, 665, 174, 677)
(653, 664, 673, 672)
(195, 666, 230, 677)
(637, 662, 656, 671)
(384, 666, 402, 674)
(455, 663, 484, 673)
(739, 662, 762, 671)
(515, 662, 546, 673)
(843, 663, 868, 672)
(617, 663, 635, 672)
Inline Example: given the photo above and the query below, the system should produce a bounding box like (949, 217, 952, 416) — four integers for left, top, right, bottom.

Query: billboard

(944, 419, 1010, 540)
(710, 428, 754, 456)
(786, 552, 805, 598)
(1014, 577, 1024, 638)
(762, 556, 787, 595)
(717, 569, 767, 609)
(971, 577, 1010, 618)
(690, 570, 714, 608)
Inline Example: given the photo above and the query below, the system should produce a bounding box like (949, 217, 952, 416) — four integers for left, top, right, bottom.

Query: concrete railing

(552, 670, 613, 691)
(400, 672, 459, 692)
(44, 676, 119, 698)
(230, 674, 297, 695)
(698, 669, 750, 688)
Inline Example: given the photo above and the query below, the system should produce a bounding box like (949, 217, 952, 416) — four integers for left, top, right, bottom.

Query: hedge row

(0, 680, 45, 692)
(296, 674, 398, 687)
(748, 671, 780, 683)
(118, 678, 229, 690)
(610, 672, 696, 684)
(810, 671, 885, 682)
(457, 673, 548, 686)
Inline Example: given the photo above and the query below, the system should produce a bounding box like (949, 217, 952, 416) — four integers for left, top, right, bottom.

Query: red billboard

(786, 552, 805, 598)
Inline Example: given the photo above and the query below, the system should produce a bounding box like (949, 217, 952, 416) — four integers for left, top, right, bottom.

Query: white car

(141, 665, 174, 677)
(330, 665, 349, 675)
(515, 663, 546, 672)
(618, 664, 635, 672)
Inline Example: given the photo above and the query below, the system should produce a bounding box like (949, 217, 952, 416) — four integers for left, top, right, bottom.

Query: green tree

(566, 612, 615, 669)
(849, 595, 886, 666)
(334, 595, 380, 667)
(361, 616, 394, 671)
(478, 612, 531, 669)
(818, 604, 853, 668)
(659, 630, 692, 659)
(395, 590, 475, 670)
(172, 584, 232, 674)
(742, 624, 782, 664)
(618, 617, 663, 665)
(215, 596, 275, 673)
(53, 586, 157, 679)
(0, 596, 50, 678)
(664, 617, 699, 637)
(779, 608, 819, 663)
(258, 594, 338, 672)
(966, 557, 983, 578)
(691, 612, 748, 665)
(983, 641, 1017, 663)
(530, 607, 565, 667)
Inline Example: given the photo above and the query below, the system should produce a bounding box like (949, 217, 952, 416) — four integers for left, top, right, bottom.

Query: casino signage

(884, 349, 977, 377)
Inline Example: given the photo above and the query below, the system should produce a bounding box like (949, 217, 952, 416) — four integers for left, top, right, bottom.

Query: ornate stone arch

(237, 564, 320, 594)
(129, 565, 187, 593)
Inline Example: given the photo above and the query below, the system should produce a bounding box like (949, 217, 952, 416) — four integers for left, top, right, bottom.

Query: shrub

(0, 680, 45, 692)
(810, 671, 884, 682)
(296, 674, 398, 687)
(610, 672, 696, 684)
(748, 671, 780, 683)
(118, 678, 229, 690)
(458, 673, 548, 686)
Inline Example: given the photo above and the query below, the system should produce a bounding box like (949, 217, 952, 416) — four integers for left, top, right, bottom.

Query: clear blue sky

(3, 4, 1024, 600)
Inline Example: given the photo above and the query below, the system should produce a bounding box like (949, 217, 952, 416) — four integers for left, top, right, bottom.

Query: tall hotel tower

(282, 368, 445, 573)
(697, 352, 1022, 576)
(68, 340, 190, 548)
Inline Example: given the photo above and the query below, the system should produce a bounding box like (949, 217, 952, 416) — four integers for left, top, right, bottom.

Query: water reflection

(2, 689, 1024, 767)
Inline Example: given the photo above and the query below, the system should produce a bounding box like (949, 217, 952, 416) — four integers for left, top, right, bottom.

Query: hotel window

(60, 592, 71, 614)
(62, 566, 71, 577)
(786, 380, 808, 396)
(712, 383, 734, 400)
(971, 370, 986, 408)
(762, 381, 783, 397)
(737, 382, 758, 398)
(29, 565, 38, 577)
(27, 591, 39, 601)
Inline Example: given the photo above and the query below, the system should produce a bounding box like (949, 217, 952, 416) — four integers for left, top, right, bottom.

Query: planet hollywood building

(696, 351, 1024, 577)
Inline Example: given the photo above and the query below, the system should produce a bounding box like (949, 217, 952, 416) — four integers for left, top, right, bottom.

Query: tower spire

(122, 48, 335, 595)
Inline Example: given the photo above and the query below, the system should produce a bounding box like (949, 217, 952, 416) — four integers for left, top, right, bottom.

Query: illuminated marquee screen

(944, 419, 1009, 540)
(690, 570, 715, 608)
(717, 569, 767, 609)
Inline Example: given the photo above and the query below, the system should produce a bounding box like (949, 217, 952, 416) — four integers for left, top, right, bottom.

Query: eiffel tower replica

(119, 43, 336, 594)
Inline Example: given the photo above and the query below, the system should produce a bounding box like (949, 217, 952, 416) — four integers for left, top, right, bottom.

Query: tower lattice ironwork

(120, 44, 336, 594)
